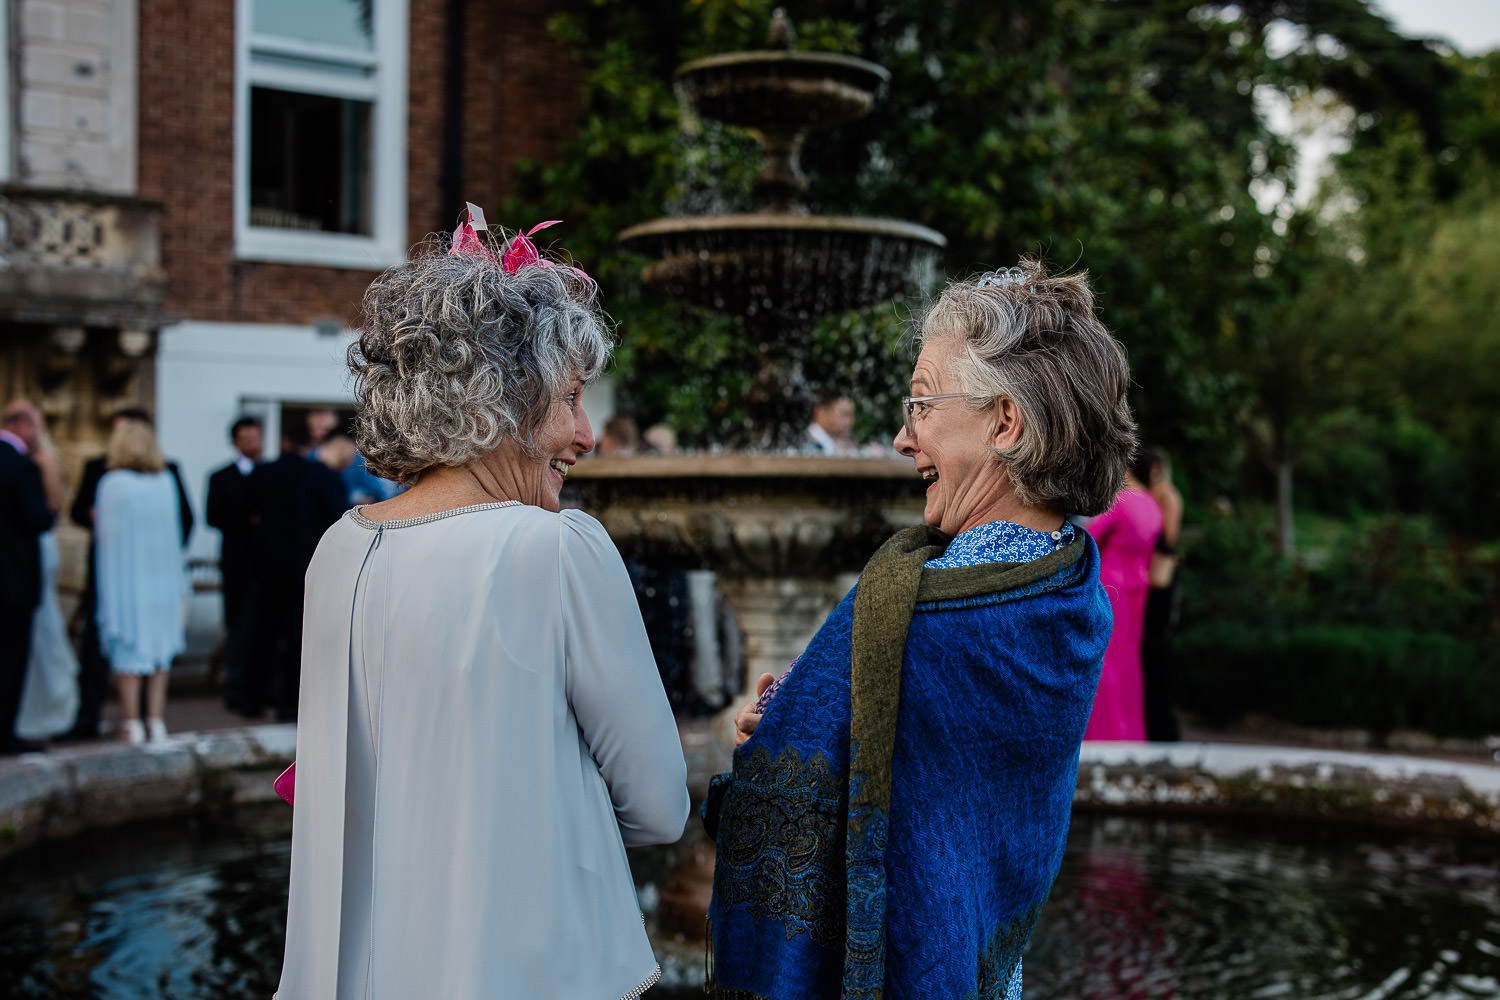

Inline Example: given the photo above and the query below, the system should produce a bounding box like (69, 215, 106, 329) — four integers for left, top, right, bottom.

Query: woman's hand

(734, 673, 776, 746)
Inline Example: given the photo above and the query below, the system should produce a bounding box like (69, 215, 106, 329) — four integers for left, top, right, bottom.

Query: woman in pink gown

(1084, 470, 1162, 740)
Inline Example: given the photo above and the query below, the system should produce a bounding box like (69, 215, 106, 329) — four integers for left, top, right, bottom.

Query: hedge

(1174, 623, 1500, 738)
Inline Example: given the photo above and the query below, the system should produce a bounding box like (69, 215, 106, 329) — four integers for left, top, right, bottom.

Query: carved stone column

(714, 574, 850, 690)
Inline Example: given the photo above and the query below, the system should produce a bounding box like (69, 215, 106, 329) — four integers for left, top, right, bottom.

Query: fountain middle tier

(617, 214, 945, 327)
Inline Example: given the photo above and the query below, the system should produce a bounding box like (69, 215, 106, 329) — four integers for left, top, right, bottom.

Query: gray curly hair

(915, 258, 1135, 516)
(349, 238, 612, 485)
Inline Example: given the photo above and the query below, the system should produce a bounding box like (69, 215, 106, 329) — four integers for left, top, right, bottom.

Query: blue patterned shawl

(707, 524, 1108, 999)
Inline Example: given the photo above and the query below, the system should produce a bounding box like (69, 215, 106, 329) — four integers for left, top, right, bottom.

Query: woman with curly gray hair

(277, 212, 689, 1000)
(708, 260, 1133, 1000)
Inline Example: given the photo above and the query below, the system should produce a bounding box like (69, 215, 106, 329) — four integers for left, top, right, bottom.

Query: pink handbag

(274, 762, 296, 805)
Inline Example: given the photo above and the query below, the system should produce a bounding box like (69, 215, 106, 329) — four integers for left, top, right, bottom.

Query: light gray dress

(276, 502, 689, 1000)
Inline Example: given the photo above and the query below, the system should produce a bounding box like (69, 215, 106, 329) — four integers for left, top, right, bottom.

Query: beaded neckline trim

(276, 964, 658, 1000)
(348, 500, 521, 529)
(621, 965, 661, 1000)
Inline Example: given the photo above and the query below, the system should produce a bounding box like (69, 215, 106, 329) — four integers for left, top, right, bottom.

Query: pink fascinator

(449, 202, 590, 283)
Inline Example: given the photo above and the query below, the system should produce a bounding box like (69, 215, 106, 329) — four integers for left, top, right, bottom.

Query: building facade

(0, 0, 594, 617)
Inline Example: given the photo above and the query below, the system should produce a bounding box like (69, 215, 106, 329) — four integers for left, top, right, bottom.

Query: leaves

(500, 0, 1485, 529)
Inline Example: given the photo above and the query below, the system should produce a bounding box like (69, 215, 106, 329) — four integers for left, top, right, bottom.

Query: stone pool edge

(2, 730, 1498, 858)
(1077, 742, 1500, 837)
(0, 725, 296, 857)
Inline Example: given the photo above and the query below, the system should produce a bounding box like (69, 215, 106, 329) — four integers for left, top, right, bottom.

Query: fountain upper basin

(675, 50, 890, 133)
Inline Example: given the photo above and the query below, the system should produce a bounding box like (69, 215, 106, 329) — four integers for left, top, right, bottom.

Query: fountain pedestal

(715, 573, 856, 686)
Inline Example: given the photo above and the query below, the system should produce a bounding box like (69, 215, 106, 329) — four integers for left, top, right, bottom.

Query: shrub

(1176, 623, 1500, 738)
(1180, 511, 1499, 641)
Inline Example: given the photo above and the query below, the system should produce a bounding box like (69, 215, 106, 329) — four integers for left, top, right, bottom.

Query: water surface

(1, 809, 1497, 999)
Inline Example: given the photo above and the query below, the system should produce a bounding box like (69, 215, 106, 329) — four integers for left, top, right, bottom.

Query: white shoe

(147, 718, 169, 742)
(123, 719, 146, 746)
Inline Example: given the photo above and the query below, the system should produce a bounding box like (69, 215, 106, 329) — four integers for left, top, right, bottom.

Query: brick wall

(16, 0, 136, 192)
(462, 0, 585, 217)
(137, 0, 582, 328)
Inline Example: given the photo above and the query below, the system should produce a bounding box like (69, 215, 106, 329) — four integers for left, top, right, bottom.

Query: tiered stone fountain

(572, 13, 945, 724)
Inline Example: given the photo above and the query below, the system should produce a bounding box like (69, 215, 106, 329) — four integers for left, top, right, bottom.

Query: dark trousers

(1, 601, 36, 743)
(254, 574, 305, 722)
(68, 578, 111, 738)
(1142, 584, 1181, 742)
(220, 572, 263, 714)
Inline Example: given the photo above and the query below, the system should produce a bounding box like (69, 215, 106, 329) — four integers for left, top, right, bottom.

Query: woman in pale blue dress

(14, 424, 79, 741)
(94, 419, 185, 745)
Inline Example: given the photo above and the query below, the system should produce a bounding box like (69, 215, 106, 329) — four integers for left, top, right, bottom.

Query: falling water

(617, 13, 945, 449)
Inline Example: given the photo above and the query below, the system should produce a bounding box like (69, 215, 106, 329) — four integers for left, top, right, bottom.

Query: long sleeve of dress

(558, 511, 690, 847)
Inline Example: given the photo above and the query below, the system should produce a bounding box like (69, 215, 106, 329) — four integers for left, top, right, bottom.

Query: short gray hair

(916, 258, 1135, 516)
(350, 240, 612, 485)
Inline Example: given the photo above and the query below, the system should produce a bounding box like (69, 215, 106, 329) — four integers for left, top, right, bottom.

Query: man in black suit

(67, 407, 194, 740)
(247, 416, 349, 722)
(206, 416, 264, 717)
(1, 401, 56, 754)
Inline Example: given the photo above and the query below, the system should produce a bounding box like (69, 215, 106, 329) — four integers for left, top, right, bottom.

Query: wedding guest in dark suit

(206, 416, 263, 716)
(1, 400, 56, 754)
(247, 416, 348, 721)
(67, 407, 194, 739)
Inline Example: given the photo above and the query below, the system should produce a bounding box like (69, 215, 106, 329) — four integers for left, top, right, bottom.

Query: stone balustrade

(0, 184, 168, 328)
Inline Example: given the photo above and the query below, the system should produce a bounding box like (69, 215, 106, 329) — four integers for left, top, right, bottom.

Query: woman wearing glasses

(706, 260, 1134, 1000)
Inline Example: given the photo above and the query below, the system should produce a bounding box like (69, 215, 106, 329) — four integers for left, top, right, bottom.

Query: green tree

(502, 0, 1459, 508)
(1263, 49, 1500, 539)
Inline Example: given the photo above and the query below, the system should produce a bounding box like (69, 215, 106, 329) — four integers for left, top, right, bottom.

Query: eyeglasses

(900, 393, 969, 442)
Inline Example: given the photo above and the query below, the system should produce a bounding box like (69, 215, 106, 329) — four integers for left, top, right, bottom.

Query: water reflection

(0, 812, 289, 1000)
(1, 809, 1497, 999)
(1028, 815, 1500, 1000)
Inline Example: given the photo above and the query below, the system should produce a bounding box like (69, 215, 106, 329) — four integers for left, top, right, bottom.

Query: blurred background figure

(803, 387, 855, 454)
(68, 409, 193, 741)
(318, 427, 396, 506)
(9, 402, 80, 744)
(246, 415, 348, 722)
(642, 422, 677, 454)
(206, 416, 263, 717)
(95, 420, 187, 745)
(0, 401, 56, 755)
(305, 407, 340, 454)
(1141, 445, 1183, 742)
(1083, 454, 1162, 742)
(599, 414, 692, 707)
(597, 415, 640, 457)
(593, 412, 735, 712)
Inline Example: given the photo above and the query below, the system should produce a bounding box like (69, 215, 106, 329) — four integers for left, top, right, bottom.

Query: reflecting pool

(2, 808, 1497, 999)
(1028, 815, 1500, 1000)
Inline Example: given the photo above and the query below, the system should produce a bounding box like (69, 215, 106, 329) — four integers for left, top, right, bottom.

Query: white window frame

(233, 0, 408, 269)
(0, 0, 10, 182)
